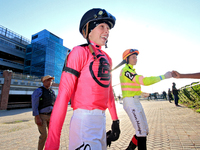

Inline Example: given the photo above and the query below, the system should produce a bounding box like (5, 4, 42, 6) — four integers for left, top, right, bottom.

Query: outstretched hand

(172, 70, 180, 78)
(164, 71, 172, 79)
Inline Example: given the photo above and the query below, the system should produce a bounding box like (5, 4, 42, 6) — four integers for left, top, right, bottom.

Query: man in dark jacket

(31, 75, 56, 150)
(172, 82, 179, 106)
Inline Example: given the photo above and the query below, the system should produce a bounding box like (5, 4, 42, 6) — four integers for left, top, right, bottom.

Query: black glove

(106, 120, 120, 147)
(111, 120, 120, 141)
(106, 130, 112, 147)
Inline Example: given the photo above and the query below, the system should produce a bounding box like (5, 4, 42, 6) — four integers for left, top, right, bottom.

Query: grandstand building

(0, 25, 30, 74)
(0, 25, 70, 83)
(0, 25, 70, 110)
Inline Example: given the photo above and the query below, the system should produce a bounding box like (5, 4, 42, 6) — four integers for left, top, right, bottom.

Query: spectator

(154, 92, 158, 100)
(172, 82, 179, 106)
(31, 75, 56, 150)
(168, 88, 173, 103)
(162, 91, 167, 100)
(148, 93, 152, 100)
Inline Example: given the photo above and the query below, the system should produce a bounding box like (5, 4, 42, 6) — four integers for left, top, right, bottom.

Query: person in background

(154, 92, 158, 100)
(162, 91, 167, 100)
(45, 8, 120, 150)
(172, 71, 200, 79)
(172, 82, 180, 106)
(118, 49, 172, 150)
(168, 88, 173, 103)
(148, 93, 152, 100)
(118, 95, 121, 103)
(31, 75, 55, 150)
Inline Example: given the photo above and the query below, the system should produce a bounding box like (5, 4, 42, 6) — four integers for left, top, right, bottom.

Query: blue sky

(1, 0, 200, 95)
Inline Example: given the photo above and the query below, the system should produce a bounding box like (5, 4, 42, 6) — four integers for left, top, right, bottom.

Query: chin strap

(105, 40, 108, 48)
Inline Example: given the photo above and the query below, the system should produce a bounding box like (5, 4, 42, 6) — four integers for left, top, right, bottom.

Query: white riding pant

(69, 108, 107, 150)
(123, 96, 149, 137)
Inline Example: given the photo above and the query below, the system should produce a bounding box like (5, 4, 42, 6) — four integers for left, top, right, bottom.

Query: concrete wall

(0, 70, 59, 110)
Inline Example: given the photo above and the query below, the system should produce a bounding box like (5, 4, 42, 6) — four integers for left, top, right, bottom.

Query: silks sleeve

(107, 58, 118, 120)
(44, 47, 84, 150)
(133, 75, 165, 86)
(107, 77, 118, 120)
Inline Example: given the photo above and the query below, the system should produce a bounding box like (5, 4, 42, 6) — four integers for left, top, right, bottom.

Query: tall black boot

(126, 135, 138, 150)
(137, 137, 147, 150)
(125, 141, 137, 150)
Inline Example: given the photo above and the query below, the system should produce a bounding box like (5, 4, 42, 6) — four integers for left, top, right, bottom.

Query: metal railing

(0, 70, 41, 81)
(11, 72, 41, 81)
(0, 25, 30, 45)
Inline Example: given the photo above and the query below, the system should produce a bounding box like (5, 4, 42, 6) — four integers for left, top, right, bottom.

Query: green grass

(196, 109, 200, 113)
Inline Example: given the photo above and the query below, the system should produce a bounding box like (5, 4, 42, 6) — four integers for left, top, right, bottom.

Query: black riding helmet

(79, 8, 116, 39)
(79, 8, 116, 60)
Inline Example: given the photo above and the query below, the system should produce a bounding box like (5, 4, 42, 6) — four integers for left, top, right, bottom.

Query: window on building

(32, 35, 38, 40)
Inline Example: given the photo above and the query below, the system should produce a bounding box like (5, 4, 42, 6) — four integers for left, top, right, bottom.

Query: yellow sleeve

(134, 75, 165, 86)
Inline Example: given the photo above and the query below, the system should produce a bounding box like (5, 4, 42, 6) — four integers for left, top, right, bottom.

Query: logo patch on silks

(89, 54, 111, 88)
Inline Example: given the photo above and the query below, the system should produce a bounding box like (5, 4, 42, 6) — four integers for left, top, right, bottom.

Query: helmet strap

(126, 57, 129, 64)
(82, 23, 97, 61)
(105, 40, 108, 48)
(86, 38, 97, 60)
(126, 55, 131, 65)
(82, 22, 90, 39)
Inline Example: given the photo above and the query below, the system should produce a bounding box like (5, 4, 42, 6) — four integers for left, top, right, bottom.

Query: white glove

(164, 71, 172, 79)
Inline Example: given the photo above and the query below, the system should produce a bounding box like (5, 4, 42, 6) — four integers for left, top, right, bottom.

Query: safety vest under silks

(120, 64, 165, 98)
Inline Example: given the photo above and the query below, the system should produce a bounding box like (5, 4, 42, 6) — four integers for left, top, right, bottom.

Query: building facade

(24, 29, 70, 83)
(0, 25, 30, 74)
(0, 26, 70, 110)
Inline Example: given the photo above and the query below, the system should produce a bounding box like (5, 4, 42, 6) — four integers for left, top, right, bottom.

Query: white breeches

(123, 96, 149, 137)
(68, 109, 107, 150)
